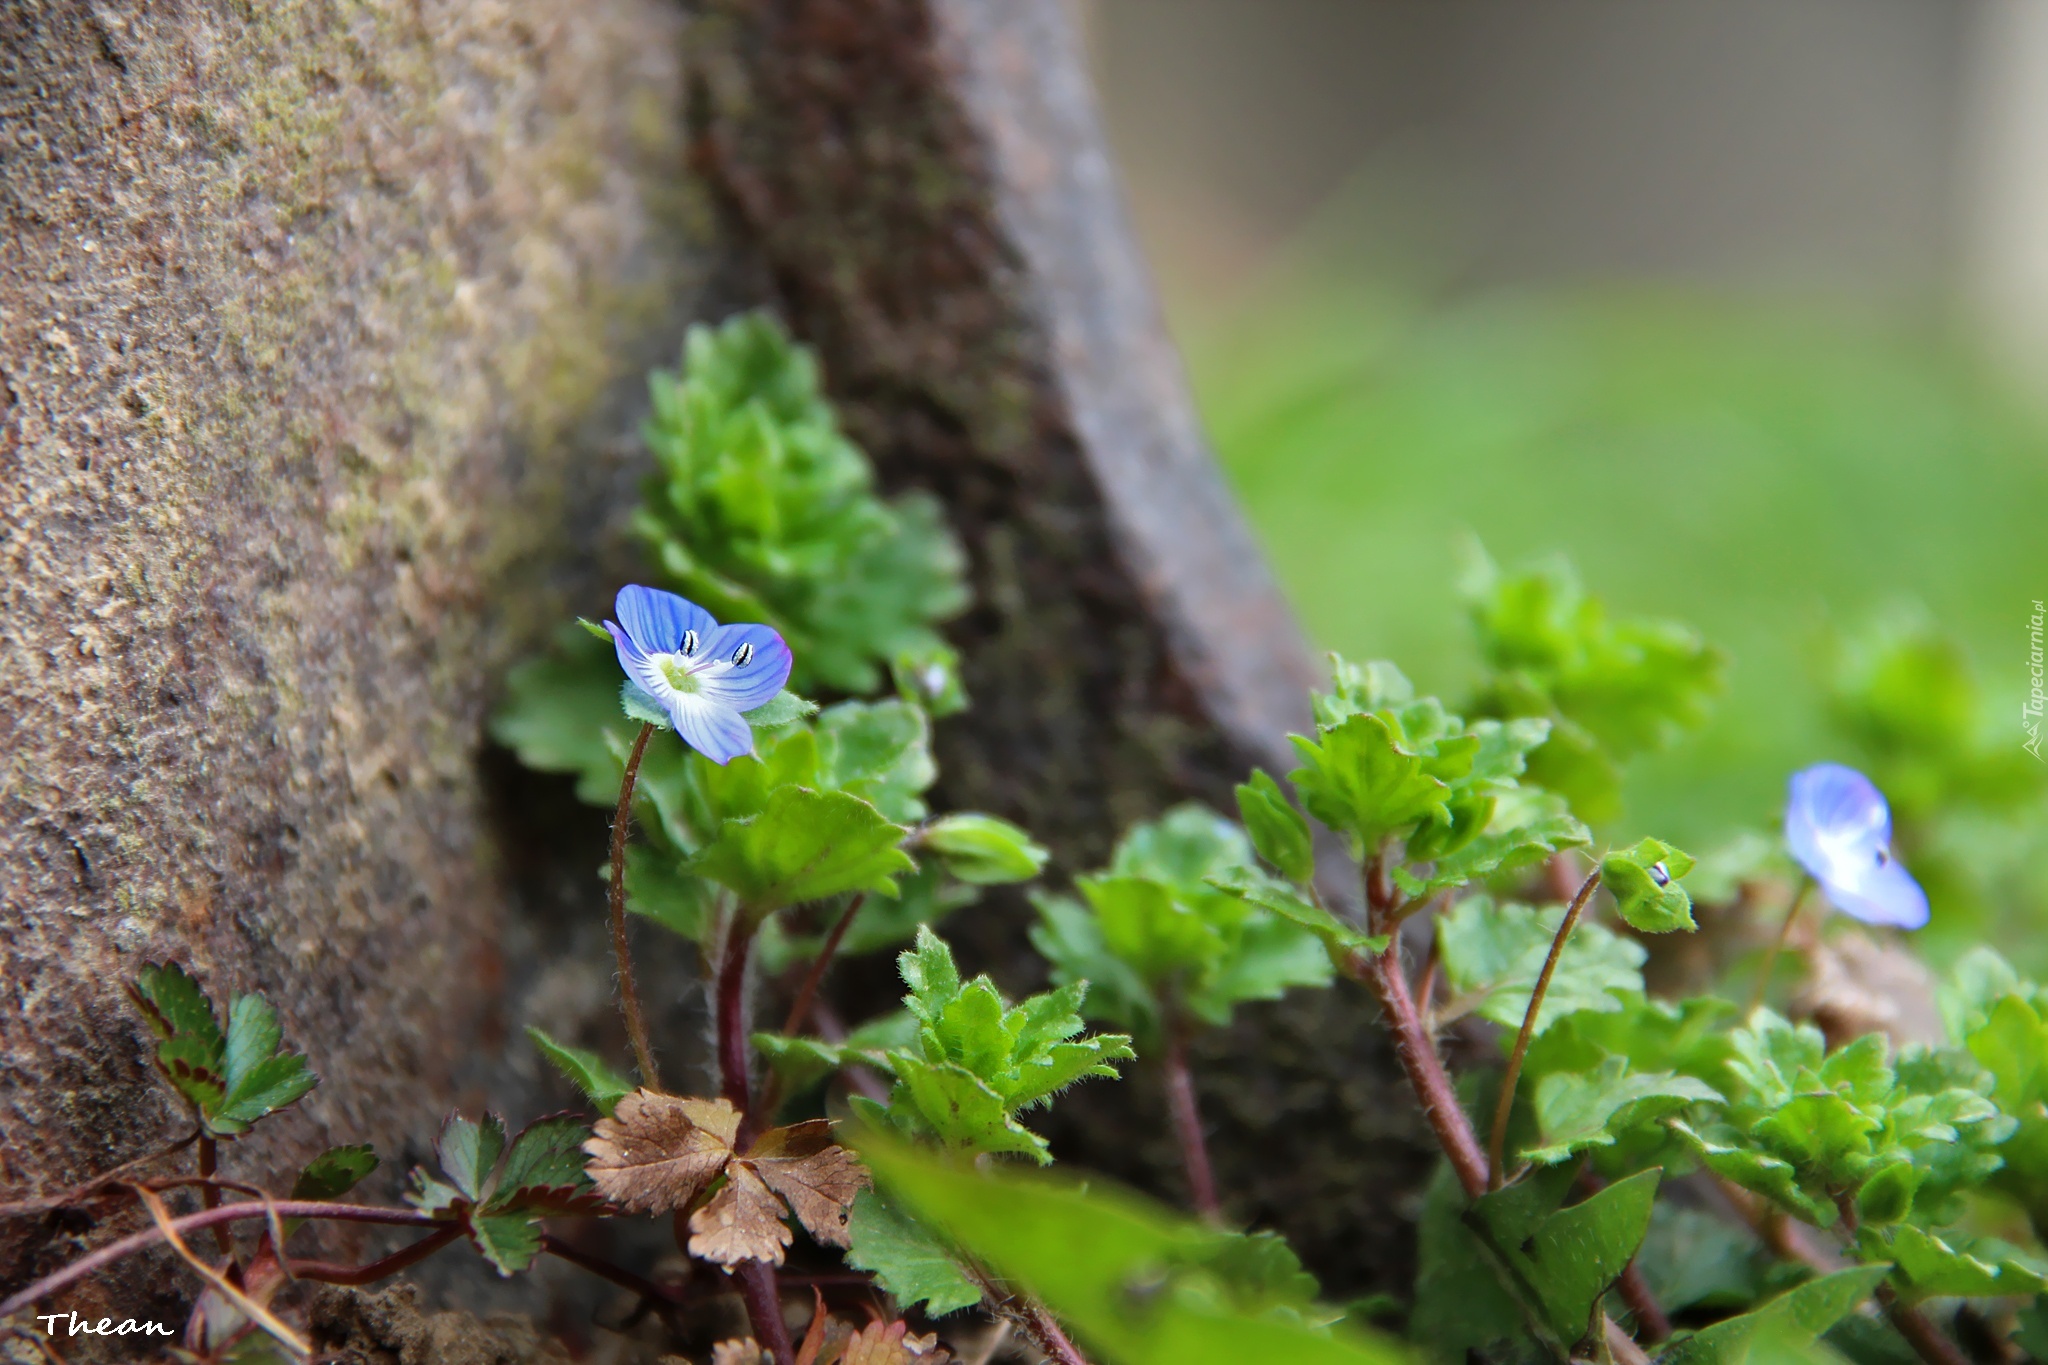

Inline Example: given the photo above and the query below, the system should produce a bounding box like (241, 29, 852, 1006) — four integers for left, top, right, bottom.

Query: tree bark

(0, 0, 714, 1318)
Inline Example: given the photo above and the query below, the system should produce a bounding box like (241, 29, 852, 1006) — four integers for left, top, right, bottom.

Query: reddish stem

(284, 1226, 463, 1286)
(541, 1233, 686, 1305)
(1350, 940, 1489, 1198)
(195, 1135, 232, 1262)
(1487, 870, 1602, 1191)
(712, 908, 791, 1365)
(0, 1200, 436, 1319)
(780, 894, 867, 1038)
(609, 722, 661, 1088)
(1162, 1020, 1220, 1221)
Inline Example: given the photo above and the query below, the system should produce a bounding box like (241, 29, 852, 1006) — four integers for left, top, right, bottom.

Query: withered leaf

(747, 1120, 870, 1249)
(832, 1321, 952, 1365)
(581, 1090, 739, 1214)
(688, 1161, 794, 1265)
(710, 1341, 767, 1365)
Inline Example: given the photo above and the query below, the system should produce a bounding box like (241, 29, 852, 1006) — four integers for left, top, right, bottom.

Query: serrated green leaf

(493, 1116, 597, 1213)
(1289, 712, 1453, 853)
(920, 813, 1049, 885)
(755, 1012, 914, 1095)
(846, 1186, 984, 1316)
(1854, 1161, 1921, 1227)
(434, 1113, 506, 1204)
(635, 313, 968, 695)
(1206, 868, 1385, 955)
(1392, 787, 1590, 899)
(469, 1210, 544, 1276)
(622, 844, 712, 941)
(1412, 1164, 1527, 1362)
(1436, 897, 1645, 1035)
(857, 1133, 1407, 1365)
(1667, 1120, 1836, 1226)
(1030, 890, 1160, 1036)
(1601, 838, 1699, 934)
(1659, 1267, 1889, 1364)
(291, 1145, 378, 1202)
(526, 1026, 633, 1116)
(212, 1052, 317, 1134)
(1522, 1057, 1720, 1165)
(1860, 1223, 2048, 1302)
(129, 963, 223, 1050)
(619, 679, 670, 729)
(817, 700, 936, 823)
(1967, 993, 2048, 1113)
(891, 1058, 1050, 1162)
(1236, 769, 1316, 884)
(691, 786, 914, 913)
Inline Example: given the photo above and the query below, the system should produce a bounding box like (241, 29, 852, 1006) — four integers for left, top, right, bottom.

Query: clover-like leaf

(1600, 837, 1698, 934)
(582, 1091, 741, 1215)
(1288, 712, 1453, 853)
(127, 965, 317, 1137)
(1520, 1057, 1720, 1166)
(291, 1145, 379, 1202)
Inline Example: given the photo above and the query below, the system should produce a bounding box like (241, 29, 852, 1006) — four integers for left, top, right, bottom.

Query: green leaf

(1236, 769, 1316, 885)
(1667, 1120, 1836, 1226)
(1601, 838, 1699, 934)
(210, 995, 317, 1134)
(745, 690, 819, 731)
(920, 813, 1050, 885)
(492, 1116, 598, 1214)
(526, 1026, 634, 1117)
(1469, 1167, 1660, 1348)
(469, 1210, 544, 1277)
(1392, 787, 1590, 899)
(1436, 897, 1645, 1035)
(1289, 712, 1453, 853)
(622, 844, 712, 941)
(1206, 868, 1385, 956)
(291, 1145, 378, 1202)
(1659, 1267, 1889, 1364)
(755, 1012, 914, 1096)
(1411, 1164, 1528, 1362)
(885, 927, 1131, 1159)
(857, 1133, 1407, 1365)
(129, 962, 223, 1050)
(691, 786, 914, 913)
(488, 628, 633, 806)
(1522, 1057, 1720, 1165)
(433, 1113, 507, 1204)
(1854, 1161, 1921, 1227)
(817, 700, 936, 823)
(1967, 993, 2048, 1112)
(634, 313, 968, 695)
(1859, 1224, 2048, 1303)
(845, 1186, 985, 1316)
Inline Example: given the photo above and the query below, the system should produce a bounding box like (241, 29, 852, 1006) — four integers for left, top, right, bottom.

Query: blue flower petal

(666, 694, 755, 765)
(1783, 762, 1928, 930)
(605, 621, 673, 705)
(615, 585, 717, 655)
(692, 623, 794, 712)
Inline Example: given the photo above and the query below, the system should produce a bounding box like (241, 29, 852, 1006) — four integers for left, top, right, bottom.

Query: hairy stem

(1488, 870, 1602, 1191)
(1162, 1017, 1221, 1221)
(1350, 939, 1490, 1198)
(711, 908, 789, 1365)
(966, 1261, 1090, 1365)
(609, 721, 661, 1088)
(780, 894, 867, 1038)
(1745, 877, 1812, 1019)
(1831, 1194, 1969, 1365)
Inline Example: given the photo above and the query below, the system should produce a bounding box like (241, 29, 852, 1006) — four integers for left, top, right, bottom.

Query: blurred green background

(1077, 0, 2048, 957)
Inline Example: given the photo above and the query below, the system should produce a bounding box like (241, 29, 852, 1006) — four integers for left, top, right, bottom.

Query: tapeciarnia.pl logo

(2027, 599, 2045, 761)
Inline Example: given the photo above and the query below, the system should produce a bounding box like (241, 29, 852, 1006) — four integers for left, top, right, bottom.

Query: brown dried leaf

(747, 1121, 870, 1249)
(831, 1321, 953, 1365)
(581, 1090, 739, 1214)
(1796, 928, 1944, 1049)
(710, 1341, 768, 1365)
(687, 1161, 793, 1265)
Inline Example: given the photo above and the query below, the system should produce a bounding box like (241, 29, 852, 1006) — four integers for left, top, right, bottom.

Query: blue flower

(604, 585, 792, 765)
(1783, 763, 1929, 929)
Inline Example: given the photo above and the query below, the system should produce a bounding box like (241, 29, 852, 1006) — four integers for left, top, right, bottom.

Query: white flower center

(657, 655, 701, 693)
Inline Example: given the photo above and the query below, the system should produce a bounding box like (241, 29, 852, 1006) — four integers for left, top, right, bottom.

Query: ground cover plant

(5, 313, 2046, 1365)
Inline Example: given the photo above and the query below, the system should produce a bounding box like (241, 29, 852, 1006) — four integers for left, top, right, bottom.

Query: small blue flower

(1783, 762, 1929, 929)
(604, 585, 792, 765)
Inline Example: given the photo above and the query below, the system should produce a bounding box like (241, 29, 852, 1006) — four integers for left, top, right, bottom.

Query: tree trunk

(0, 0, 1430, 1335)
